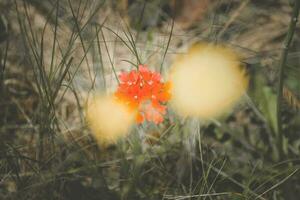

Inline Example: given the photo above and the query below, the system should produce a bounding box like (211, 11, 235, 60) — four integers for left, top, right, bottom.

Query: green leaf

(260, 86, 278, 134)
(250, 72, 278, 134)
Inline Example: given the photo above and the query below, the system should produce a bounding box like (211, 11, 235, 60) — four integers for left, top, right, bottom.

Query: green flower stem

(276, 0, 300, 158)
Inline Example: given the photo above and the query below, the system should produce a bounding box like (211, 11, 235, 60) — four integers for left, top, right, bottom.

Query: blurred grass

(0, 0, 300, 199)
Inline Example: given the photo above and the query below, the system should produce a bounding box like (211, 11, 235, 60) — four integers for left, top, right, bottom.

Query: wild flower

(169, 43, 249, 119)
(86, 95, 135, 145)
(115, 65, 171, 124)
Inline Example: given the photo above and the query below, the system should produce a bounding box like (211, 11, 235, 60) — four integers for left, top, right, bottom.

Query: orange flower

(115, 65, 171, 124)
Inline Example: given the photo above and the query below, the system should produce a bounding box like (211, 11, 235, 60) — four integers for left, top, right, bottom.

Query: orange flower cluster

(115, 65, 171, 124)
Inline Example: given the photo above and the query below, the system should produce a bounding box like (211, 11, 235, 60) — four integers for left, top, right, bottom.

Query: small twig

(164, 192, 232, 200)
(100, 28, 119, 84)
(0, 35, 9, 93)
(276, 0, 300, 158)
(255, 168, 299, 199)
(160, 18, 174, 74)
(217, 0, 249, 39)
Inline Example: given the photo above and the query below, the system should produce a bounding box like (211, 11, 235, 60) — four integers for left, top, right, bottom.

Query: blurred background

(0, 0, 300, 199)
